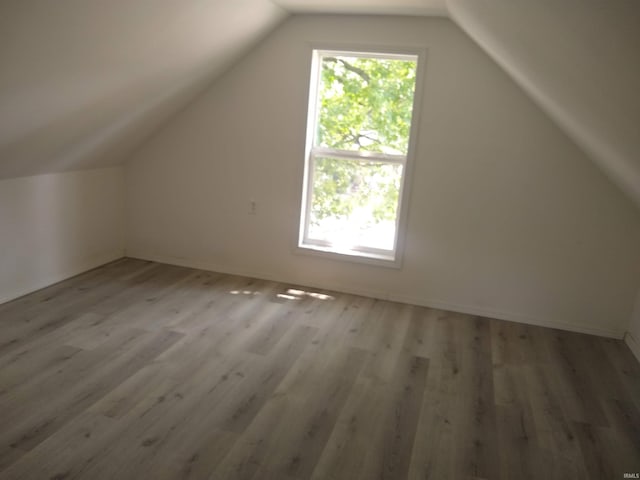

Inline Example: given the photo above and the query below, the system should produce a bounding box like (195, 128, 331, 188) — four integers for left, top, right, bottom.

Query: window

(298, 49, 420, 264)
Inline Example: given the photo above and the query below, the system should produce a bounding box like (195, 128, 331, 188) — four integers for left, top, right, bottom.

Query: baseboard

(126, 250, 625, 340)
(624, 332, 640, 363)
(387, 294, 624, 339)
(0, 249, 125, 305)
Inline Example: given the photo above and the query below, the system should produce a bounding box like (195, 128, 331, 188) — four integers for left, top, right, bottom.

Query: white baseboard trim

(0, 249, 125, 305)
(126, 250, 625, 340)
(390, 294, 623, 339)
(624, 332, 640, 363)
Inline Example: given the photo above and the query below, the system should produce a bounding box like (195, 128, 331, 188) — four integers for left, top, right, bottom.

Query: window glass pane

(308, 156, 402, 251)
(316, 54, 417, 155)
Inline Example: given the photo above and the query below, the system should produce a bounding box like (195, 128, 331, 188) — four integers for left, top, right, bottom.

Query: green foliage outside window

(317, 55, 416, 154)
(310, 54, 417, 232)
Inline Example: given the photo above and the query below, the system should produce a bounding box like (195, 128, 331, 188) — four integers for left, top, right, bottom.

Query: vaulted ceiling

(448, 0, 640, 211)
(0, 0, 286, 179)
(1, 0, 639, 209)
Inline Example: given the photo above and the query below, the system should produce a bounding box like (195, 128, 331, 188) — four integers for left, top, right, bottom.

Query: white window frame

(297, 47, 425, 268)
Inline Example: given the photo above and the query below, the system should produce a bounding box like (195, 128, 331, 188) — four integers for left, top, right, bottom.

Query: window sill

(296, 242, 402, 269)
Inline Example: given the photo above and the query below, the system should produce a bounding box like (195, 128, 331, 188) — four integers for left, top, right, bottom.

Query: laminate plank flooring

(0, 258, 638, 480)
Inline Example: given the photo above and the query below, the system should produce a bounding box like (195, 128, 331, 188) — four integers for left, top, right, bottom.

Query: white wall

(0, 167, 125, 304)
(125, 15, 640, 338)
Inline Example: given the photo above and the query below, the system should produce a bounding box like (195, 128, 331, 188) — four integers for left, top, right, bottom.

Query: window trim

(296, 45, 426, 269)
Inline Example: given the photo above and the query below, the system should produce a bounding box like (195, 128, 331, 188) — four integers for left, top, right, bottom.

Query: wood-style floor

(0, 258, 638, 480)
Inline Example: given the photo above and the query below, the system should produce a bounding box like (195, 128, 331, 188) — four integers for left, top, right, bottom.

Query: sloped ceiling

(0, 0, 286, 179)
(1, 0, 639, 211)
(447, 0, 640, 210)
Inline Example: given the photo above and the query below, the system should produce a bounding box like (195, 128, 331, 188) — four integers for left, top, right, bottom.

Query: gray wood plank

(0, 259, 638, 480)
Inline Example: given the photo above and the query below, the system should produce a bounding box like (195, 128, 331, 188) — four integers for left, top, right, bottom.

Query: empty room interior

(1, 1, 640, 479)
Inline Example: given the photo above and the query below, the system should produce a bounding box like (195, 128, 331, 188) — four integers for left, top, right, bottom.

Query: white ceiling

(448, 0, 640, 210)
(0, 0, 286, 179)
(272, 0, 447, 16)
(1, 0, 639, 210)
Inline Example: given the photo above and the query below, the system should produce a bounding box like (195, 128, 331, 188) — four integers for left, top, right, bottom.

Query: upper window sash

(310, 50, 418, 157)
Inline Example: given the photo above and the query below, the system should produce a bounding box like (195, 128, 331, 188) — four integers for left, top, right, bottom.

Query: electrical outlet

(249, 200, 257, 215)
